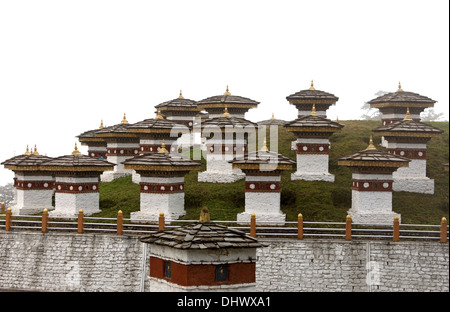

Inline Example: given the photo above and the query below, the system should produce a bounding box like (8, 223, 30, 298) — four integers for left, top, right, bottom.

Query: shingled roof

(257, 113, 287, 126)
(39, 153, 115, 171)
(372, 119, 443, 137)
(201, 116, 258, 129)
(126, 118, 187, 133)
(284, 115, 344, 131)
(123, 152, 201, 170)
(367, 90, 436, 106)
(140, 221, 263, 249)
(230, 150, 295, 171)
(155, 95, 199, 110)
(2, 154, 53, 169)
(286, 89, 339, 102)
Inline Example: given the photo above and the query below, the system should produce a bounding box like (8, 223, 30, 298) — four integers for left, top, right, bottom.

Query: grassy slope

(97, 120, 449, 225)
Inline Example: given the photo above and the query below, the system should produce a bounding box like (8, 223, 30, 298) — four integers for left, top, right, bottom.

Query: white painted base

(197, 171, 245, 183)
(393, 178, 435, 194)
(237, 211, 285, 226)
(50, 192, 101, 217)
(291, 172, 335, 182)
(347, 208, 401, 225)
(148, 277, 256, 292)
(100, 171, 132, 182)
(11, 189, 54, 215)
(130, 192, 186, 223)
(131, 171, 141, 184)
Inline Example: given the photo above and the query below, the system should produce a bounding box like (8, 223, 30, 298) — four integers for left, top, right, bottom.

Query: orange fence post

(250, 213, 256, 238)
(345, 215, 352, 241)
(1, 202, 5, 213)
(158, 212, 165, 231)
(78, 209, 84, 234)
(393, 216, 400, 242)
(441, 217, 448, 243)
(42, 209, 49, 233)
(5, 208, 12, 231)
(298, 213, 303, 240)
(117, 210, 123, 235)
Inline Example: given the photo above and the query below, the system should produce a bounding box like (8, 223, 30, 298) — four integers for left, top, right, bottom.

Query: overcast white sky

(0, 0, 448, 186)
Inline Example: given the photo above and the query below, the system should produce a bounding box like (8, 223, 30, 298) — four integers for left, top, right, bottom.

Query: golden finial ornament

(99, 120, 104, 129)
(24, 145, 31, 155)
(121, 113, 128, 124)
(72, 143, 82, 155)
(199, 206, 211, 223)
(260, 138, 269, 152)
(366, 136, 377, 151)
(310, 104, 318, 117)
(397, 81, 404, 92)
(32, 144, 39, 156)
(309, 80, 315, 90)
(403, 107, 413, 121)
(271, 113, 275, 120)
(222, 106, 231, 117)
(178, 90, 184, 99)
(158, 140, 169, 153)
(224, 85, 231, 95)
(156, 109, 164, 119)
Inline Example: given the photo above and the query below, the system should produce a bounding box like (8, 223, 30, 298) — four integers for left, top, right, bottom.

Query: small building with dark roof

(284, 106, 344, 182)
(123, 144, 201, 222)
(140, 208, 264, 291)
(154, 91, 201, 129)
(76, 121, 108, 159)
(230, 143, 295, 225)
(338, 137, 410, 224)
(38, 144, 115, 217)
(198, 108, 258, 183)
(1, 146, 54, 215)
(372, 109, 443, 194)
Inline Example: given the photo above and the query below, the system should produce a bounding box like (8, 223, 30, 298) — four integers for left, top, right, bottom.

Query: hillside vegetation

(98, 120, 449, 225)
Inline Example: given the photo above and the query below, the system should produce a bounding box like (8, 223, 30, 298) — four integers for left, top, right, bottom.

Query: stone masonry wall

(0, 232, 448, 292)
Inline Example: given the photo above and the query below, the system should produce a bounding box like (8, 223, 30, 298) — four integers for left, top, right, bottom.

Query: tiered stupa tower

(123, 141, 201, 222)
(230, 140, 295, 225)
(198, 107, 258, 183)
(284, 105, 344, 182)
(94, 114, 140, 182)
(338, 137, 410, 224)
(1, 145, 54, 215)
(39, 144, 115, 217)
(368, 83, 436, 126)
(372, 109, 443, 194)
(140, 207, 263, 292)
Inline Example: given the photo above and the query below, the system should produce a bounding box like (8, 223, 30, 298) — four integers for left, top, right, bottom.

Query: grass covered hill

(98, 120, 449, 225)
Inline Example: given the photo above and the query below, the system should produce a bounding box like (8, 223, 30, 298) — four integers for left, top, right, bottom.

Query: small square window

(216, 264, 228, 282)
(164, 261, 171, 279)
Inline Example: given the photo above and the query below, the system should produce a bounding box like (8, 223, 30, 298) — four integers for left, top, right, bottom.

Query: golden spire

(271, 113, 275, 120)
(403, 107, 413, 121)
(222, 105, 231, 117)
(72, 143, 82, 155)
(24, 145, 31, 155)
(32, 144, 39, 156)
(178, 90, 184, 99)
(199, 206, 211, 222)
(99, 120, 104, 129)
(310, 103, 318, 116)
(156, 109, 164, 119)
(260, 137, 269, 152)
(366, 136, 377, 151)
(158, 140, 169, 153)
(224, 85, 231, 95)
(121, 113, 128, 124)
(309, 80, 315, 90)
(397, 81, 403, 92)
